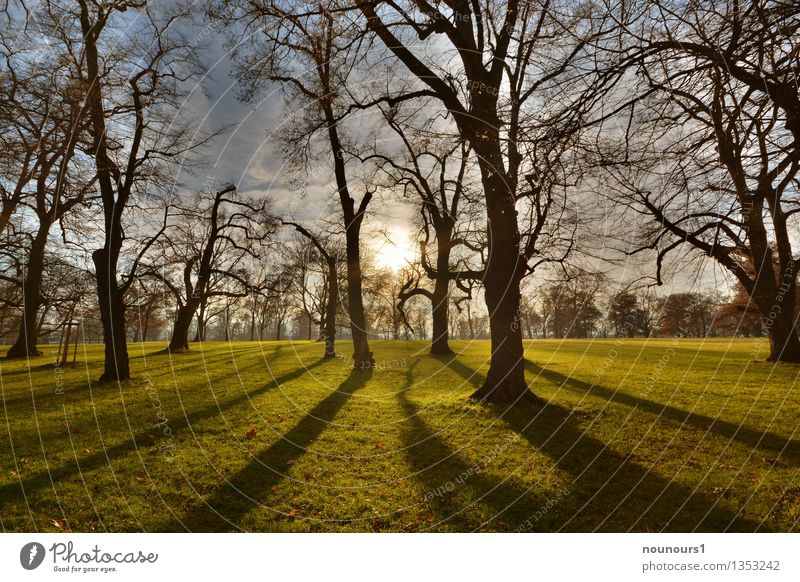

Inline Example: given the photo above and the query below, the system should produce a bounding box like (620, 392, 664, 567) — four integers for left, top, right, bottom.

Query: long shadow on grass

(0, 349, 273, 408)
(524, 360, 800, 463)
(446, 358, 764, 532)
(0, 357, 328, 527)
(398, 364, 546, 531)
(173, 369, 371, 531)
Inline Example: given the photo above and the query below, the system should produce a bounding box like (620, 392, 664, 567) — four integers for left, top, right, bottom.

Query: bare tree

(214, 2, 377, 369)
(361, 106, 482, 355)
(351, 0, 606, 403)
(43, 0, 211, 380)
(148, 186, 274, 352)
(597, 0, 800, 361)
(2, 53, 91, 358)
(282, 221, 339, 358)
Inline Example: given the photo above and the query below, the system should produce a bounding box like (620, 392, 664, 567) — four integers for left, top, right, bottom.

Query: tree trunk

(6, 226, 49, 358)
(747, 204, 800, 363)
(224, 303, 231, 342)
(430, 224, 453, 355)
(468, 160, 539, 405)
(345, 224, 373, 369)
(193, 303, 206, 342)
(93, 248, 130, 381)
(323, 257, 337, 358)
(765, 313, 800, 362)
(250, 307, 256, 341)
(320, 90, 373, 370)
(169, 302, 198, 352)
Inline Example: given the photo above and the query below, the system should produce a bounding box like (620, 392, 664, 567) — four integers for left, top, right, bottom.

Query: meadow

(1, 338, 798, 532)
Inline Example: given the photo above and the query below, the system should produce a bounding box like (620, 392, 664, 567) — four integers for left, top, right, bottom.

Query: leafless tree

(282, 221, 340, 358)
(595, 0, 800, 361)
(146, 186, 274, 352)
(1, 46, 92, 358)
(348, 0, 607, 403)
(60, 0, 211, 380)
(356, 105, 484, 354)
(213, 1, 378, 369)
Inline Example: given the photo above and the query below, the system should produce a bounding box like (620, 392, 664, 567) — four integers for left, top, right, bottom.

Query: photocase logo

(20, 542, 46, 570)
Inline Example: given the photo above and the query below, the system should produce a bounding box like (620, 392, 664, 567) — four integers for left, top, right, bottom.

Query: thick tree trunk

(93, 248, 130, 382)
(6, 226, 49, 358)
(471, 259, 537, 404)
(747, 205, 800, 363)
(765, 314, 800, 362)
(323, 258, 337, 358)
(345, 224, 374, 369)
(169, 302, 198, 352)
(430, 290, 451, 355)
(468, 157, 539, 405)
(430, 224, 453, 355)
(752, 267, 800, 363)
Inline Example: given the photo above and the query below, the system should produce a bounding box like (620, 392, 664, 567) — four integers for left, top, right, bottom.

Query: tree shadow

(397, 363, 546, 531)
(445, 358, 766, 531)
(172, 369, 371, 532)
(0, 350, 274, 408)
(524, 360, 800, 463)
(0, 357, 328, 527)
(0, 361, 60, 377)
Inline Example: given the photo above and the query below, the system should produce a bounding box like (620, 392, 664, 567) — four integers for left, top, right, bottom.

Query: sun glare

(374, 228, 416, 272)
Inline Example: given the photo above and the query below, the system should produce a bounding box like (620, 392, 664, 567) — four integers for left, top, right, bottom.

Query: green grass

(1, 338, 799, 532)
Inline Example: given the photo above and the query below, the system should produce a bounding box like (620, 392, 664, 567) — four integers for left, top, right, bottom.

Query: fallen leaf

(70, 427, 81, 434)
(245, 427, 257, 440)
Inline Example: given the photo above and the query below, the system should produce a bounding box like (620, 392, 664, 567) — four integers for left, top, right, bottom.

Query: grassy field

(1, 337, 799, 532)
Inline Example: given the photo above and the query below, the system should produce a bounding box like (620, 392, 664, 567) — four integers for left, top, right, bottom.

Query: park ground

(1, 338, 799, 532)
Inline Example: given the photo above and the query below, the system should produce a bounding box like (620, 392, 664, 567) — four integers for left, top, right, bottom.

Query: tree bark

(169, 302, 198, 352)
(765, 313, 800, 362)
(323, 257, 338, 358)
(93, 248, 130, 381)
(468, 130, 539, 405)
(344, 222, 373, 369)
(6, 226, 49, 358)
(430, 226, 453, 355)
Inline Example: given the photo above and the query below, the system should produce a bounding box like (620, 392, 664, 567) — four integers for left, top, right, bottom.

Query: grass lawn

(1, 337, 799, 532)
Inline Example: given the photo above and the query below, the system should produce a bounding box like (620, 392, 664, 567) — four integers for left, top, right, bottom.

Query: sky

(153, 23, 727, 296)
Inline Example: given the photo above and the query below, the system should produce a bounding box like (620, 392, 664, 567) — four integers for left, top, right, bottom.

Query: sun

(374, 228, 416, 272)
